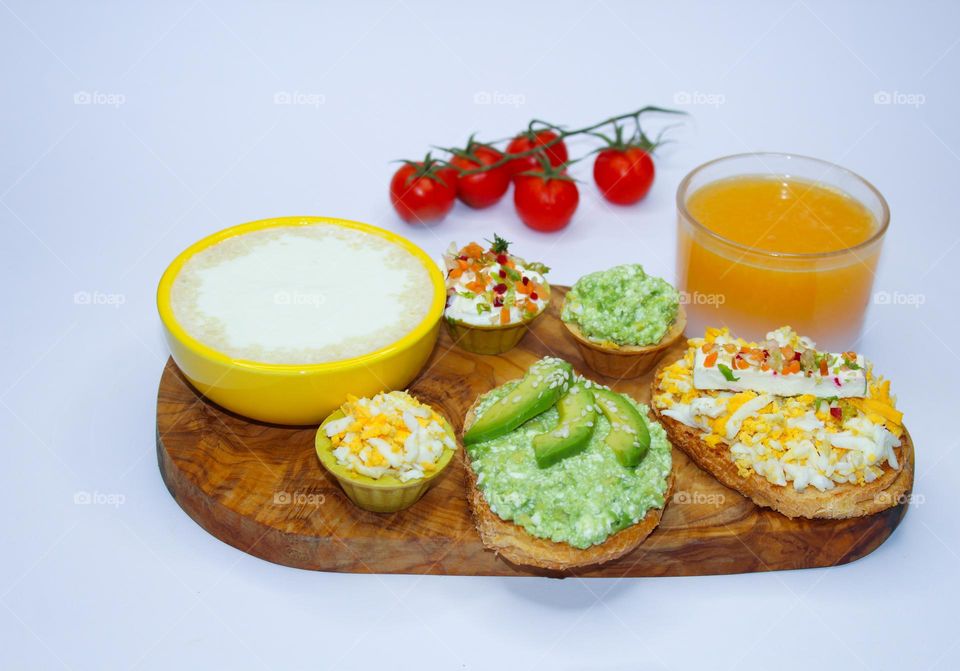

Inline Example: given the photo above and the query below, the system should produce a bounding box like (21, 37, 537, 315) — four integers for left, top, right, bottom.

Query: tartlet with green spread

(561, 264, 685, 379)
(461, 357, 673, 570)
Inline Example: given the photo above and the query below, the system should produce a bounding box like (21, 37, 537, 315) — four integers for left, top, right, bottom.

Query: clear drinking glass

(676, 153, 889, 350)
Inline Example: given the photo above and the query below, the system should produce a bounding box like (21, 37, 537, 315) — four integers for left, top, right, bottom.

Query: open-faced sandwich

(461, 357, 673, 570)
(651, 326, 912, 519)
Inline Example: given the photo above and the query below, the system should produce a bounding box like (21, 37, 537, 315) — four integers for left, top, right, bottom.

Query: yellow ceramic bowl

(315, 408, 456, 512)
(156, 216, 446, 425)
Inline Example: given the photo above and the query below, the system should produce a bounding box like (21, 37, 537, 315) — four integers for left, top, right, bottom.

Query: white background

(1, 1, 957, 669)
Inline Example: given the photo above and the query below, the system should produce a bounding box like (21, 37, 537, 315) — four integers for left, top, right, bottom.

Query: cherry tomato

(436, 165, 459, 194)
(389, 159, 457, 224)
(451, 145, 510, 209)
(505, 130, 568, 177)
(593, 146, 655, 205)
(514, 172, 579, 232)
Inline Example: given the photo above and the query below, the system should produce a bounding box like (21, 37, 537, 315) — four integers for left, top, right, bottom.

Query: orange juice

(677, 162, 887, 351)
(686, 177, 876, 254)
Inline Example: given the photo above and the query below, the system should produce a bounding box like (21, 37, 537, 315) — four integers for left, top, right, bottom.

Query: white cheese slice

(693, 349, 867, 398)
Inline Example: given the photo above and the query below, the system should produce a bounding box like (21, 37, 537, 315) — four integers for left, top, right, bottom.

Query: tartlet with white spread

(442, 235, 550, 354)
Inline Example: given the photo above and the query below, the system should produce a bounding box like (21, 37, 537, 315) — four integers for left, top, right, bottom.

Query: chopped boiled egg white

(324, 391, 455, 482)
(653, 326, 904, 493)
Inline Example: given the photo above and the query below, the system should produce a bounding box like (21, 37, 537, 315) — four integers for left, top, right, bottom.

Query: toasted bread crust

(650, 368, 914, 519)
(461, 401, 674, 571)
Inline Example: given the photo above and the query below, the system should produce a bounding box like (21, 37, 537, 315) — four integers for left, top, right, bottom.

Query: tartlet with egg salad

(461, 357, 673, 571)
(651, 326, 913, 519)
(561, 264, 685, 378)
(442, 235, 550, 355)
(315, 391, 456, 512)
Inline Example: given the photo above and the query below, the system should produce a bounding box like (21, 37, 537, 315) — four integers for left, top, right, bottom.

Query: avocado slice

(593, 388, 650, 468)
(532, 383, 597, 468)
(463, 358, 573, 445)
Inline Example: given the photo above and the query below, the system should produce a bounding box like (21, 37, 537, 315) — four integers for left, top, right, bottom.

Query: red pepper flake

(498, 269, 506, 279)
(834, 376, 841, 387)
(493, 283, 507, 294)
(530, 292, 538, 301)
(493, 296, 503, 307)
(830, 406, 842, 420)
(793, 351, 802, 361)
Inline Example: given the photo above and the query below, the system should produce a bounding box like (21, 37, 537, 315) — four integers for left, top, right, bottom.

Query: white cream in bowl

(170, 224, 433, 364)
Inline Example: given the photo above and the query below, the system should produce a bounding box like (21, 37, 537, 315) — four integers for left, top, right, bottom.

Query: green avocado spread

(466, 375, 672, 549)
(561, 264, 680, 346)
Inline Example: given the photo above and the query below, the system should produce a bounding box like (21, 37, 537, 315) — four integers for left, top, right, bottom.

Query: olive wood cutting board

(156, 286, 912, 576)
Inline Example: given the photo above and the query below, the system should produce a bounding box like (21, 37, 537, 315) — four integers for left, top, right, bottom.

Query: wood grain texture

(156, 286, 911, 576)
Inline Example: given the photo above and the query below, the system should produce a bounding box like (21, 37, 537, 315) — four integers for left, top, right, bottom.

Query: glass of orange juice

(676, 153, 889, 350)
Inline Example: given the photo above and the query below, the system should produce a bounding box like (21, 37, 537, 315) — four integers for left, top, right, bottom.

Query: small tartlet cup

(444, 283, 550, 355)
(315, 409, 456, 513)
(563, 303, 686, 379)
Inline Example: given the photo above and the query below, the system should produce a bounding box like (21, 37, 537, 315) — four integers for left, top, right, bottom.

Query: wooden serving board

(156, 287, 911, 577)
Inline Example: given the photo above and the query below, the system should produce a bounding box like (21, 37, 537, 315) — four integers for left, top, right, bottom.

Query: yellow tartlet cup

(444, 282, 550, 355)
(315, 409, 457, 513)
(156, 216, 446, 425)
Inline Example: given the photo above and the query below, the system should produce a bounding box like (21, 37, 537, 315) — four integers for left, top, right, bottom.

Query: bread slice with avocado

(461, 357, 674, 572)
